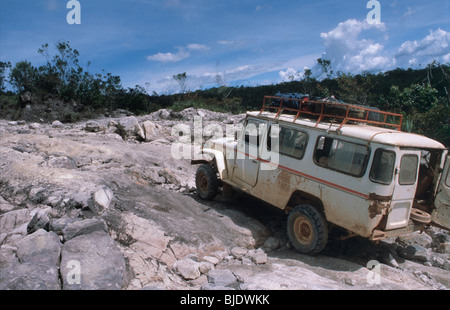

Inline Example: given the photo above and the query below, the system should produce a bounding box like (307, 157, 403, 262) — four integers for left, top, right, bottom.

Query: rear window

(370, 149, 396, 185)
(399, 154, 419, 185)
(314, 136, 369, 177)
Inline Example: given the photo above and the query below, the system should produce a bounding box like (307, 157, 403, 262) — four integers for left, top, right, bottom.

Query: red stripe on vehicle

(224, 145, 369, 199)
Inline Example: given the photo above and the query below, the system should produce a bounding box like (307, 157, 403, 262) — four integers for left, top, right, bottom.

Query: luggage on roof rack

(270, 92, 309, 110)
(261, 94, 403, 131)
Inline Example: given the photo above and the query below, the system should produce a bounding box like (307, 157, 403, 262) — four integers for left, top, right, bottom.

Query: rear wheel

(195, 164, 218, 200)
(287, 204, 328, 255)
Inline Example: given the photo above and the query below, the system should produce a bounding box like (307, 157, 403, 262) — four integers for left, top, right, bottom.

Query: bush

(0, 94, 20, 120)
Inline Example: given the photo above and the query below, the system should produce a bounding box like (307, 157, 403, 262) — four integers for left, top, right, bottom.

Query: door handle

(252, 160, 258, 164)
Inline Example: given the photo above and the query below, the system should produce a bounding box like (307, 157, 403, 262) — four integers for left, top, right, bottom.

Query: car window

(244, 119, 265, 146)
(314, 136, 369, 177)
(268, 125, 308, 160)
(399, 154, 419, 185)
(370, 149, 396, 185)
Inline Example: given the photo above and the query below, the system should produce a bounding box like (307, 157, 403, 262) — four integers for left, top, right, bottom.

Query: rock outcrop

(0, 108, 449, 291)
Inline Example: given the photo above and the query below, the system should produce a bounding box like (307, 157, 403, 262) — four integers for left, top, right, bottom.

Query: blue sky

(0, 0, 449, 94)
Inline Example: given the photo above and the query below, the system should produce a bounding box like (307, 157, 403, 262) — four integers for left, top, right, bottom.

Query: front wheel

(195, 164, 218, 200)
(287, 204, 328, 255)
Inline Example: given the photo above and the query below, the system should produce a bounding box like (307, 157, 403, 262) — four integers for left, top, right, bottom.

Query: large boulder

(51, 120, 64, 128)
(141, 120, 158, 142)
(397, 244, 431, 263)
(0, 209, 30, 234)
(0, 196, 14, 213)
(0, 262, 61, 290)
(62, 218, 108, 241)
(85, 120, 101, 132)
(173, 257, 201, 280)
(85, 187, 114, 214)
(60, 231, 128, 290)
(202, 269, 240, 290)
(26, 208, 52, 234)
(116, 116, 144, 141)
(0, 209, 32, 244)
(0, 229, 62, 290)
(15, 229, 61, 266)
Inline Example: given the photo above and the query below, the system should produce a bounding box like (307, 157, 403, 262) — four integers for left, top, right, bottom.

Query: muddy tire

(287, 205, 328, 255)
(195, 164, 218, 200)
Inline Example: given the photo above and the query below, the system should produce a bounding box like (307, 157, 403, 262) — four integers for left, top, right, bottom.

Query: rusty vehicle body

(193, 95, 450, 254)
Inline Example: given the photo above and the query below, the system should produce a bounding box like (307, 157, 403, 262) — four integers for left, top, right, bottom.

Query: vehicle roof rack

(259, 95, 403, 131)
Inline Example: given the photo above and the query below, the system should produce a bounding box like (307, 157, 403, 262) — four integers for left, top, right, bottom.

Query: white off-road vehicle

(192, 95, 450, 254)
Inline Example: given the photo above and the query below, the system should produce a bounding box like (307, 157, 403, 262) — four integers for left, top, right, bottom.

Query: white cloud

(319, 19, 392, 75)
(317, 20, 449, 76)
(217, 39, 250, 49)
(443, 53, 450, 63)
(217, 40, 233, 45)
(279, 68, 303, 82)
(147, 48, 190, 62)
(395, 28, 450, 66)
(186, 43, 210, 51)
(225, 65, 251, 75)
(147, 43, 210, 63)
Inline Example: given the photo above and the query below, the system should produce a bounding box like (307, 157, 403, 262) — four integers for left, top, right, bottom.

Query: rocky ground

(0, 107, 449, 290)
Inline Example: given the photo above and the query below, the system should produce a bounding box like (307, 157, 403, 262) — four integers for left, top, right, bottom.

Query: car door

(232, 118, 267, 187)
(432, 155, 450, 230)
(385, 150, 421, 230)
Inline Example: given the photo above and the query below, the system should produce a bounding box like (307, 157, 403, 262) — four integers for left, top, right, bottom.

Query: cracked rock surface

(0, 108, 449, 290)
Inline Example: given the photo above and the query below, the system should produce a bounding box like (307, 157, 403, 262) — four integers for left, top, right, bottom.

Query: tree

(173, 72, 187, 94)
(417, 98, 450, 146)
(0, 61, 12, 93)
(299, 67, 316, 96)
(334, 72, 375, 105)
(317, 58, 333, 80)
(37, 41, 82, 95)
(9, 61, 37, 93)
(386, 83, 439, 114)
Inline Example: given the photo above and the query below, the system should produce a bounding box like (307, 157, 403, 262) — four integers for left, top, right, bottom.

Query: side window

(244, 119, 265, 146)
(399, 154, 419, 185)
(268, 125, 308, 159)
(370, 149, 396, 185)
(314, 136, 369, 177)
